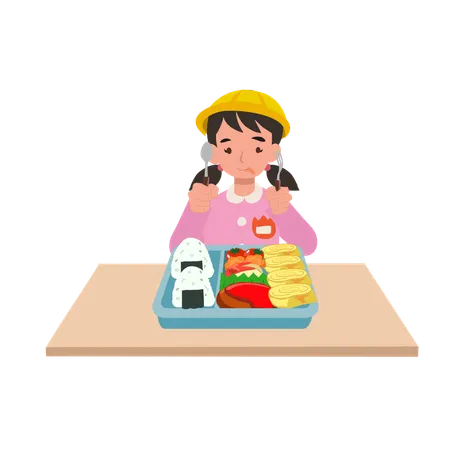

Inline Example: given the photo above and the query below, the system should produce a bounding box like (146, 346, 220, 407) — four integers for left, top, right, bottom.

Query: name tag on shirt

(252, 216, 276, 239)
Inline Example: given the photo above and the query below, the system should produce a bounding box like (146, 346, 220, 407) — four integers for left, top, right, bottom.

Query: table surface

(46, 263, 418, 357)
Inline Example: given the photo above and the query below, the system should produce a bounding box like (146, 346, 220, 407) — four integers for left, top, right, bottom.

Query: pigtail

(266, 165, 299, 191)
(189, 165, 223, 191)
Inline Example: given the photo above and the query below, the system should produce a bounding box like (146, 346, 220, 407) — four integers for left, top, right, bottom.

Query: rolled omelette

(262, 244, 300, 258)
(267, 269, 312, 287)
(264, 255, 305, 272)
(269, 284, 317, 308)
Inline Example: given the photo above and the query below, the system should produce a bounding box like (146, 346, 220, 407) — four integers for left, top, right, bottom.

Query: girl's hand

(266, 186, 292, 215)
(188, 183, 219, 213)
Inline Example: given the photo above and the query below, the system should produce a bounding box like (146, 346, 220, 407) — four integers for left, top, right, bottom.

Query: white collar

(226, 183, 263, 204)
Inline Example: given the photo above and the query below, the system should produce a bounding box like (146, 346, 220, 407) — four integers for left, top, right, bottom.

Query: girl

(167, 86, 319, 257)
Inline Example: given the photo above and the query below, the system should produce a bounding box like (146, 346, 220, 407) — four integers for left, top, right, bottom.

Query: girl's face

(210, 116, 281, 179)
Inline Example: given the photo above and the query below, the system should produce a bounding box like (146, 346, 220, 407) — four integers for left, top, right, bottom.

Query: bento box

(152, 244, 318, 329)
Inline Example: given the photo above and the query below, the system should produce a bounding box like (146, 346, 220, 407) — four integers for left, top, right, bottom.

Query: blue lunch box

(152, 245, 318, 329)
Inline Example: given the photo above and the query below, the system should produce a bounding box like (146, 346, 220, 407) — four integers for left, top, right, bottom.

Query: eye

(224, 147, 232, 154)
(256, 147, 263, 153)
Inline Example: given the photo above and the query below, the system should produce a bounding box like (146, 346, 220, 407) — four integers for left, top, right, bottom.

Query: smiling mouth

(238, 168, 255, 174)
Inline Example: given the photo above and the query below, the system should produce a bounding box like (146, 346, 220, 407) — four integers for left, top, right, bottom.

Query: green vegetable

(220, 272, 269, 290)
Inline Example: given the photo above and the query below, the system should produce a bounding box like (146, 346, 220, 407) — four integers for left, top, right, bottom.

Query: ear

(210, 144, 220, 164)
(268, 143, 281, 163)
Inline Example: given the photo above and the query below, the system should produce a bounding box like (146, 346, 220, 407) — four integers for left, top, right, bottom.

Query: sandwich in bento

(262, 244, 300, 258)
(267, 269, 311, 287)
(269, 284, 317, 308)
(264, 255, 305, 273)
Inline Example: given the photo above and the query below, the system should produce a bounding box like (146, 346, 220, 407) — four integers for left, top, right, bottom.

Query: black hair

(207, 111, 283, 145)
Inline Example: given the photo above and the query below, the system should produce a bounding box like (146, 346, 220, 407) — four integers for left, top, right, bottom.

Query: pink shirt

(169, 183, 317, 255)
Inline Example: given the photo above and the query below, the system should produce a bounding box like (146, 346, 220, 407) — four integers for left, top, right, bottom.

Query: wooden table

(46, 263, 418, 357)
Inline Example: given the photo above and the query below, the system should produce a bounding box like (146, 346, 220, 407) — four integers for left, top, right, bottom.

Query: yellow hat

(196, 90, 290, 138)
